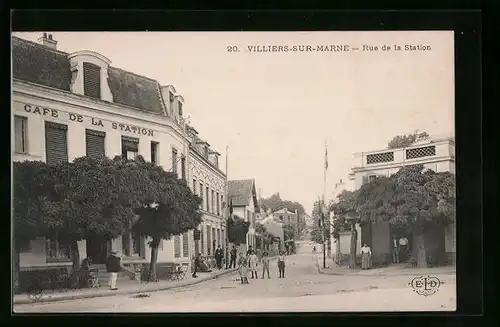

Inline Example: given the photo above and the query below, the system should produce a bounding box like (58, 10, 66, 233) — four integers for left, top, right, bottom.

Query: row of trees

(14, 155, 202, 287)
(326, 164, 455, 268)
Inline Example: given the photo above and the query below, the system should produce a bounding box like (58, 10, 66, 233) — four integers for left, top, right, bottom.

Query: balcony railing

(353, 140, 454, 169)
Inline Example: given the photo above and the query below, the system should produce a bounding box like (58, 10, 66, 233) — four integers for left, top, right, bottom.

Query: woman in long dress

(361, 244, 372, 270)
(237, 253, 250, 284)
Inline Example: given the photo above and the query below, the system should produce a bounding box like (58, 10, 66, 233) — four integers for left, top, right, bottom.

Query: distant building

(349, 135, 456, 265)
(273, 208, 298, 227)
(256, 211, 284, 252)
(228, 179, 259, 252)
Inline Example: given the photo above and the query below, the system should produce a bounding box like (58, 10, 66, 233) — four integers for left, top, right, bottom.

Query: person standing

(248, 251, 259, 279)
(229, 246, 237, 269)
(192, 253, 201, 278)
(399, 236, 409, 262)
(215, 245, 224, 269)
(361, 244, 372, 270)
(277, 251, 286, 278)
(237, 253, 250, 284)
(246, 245, 254, 256)
(392, 236, 400, 264)
(260, 251, 271, 279)
(106, 250, 121, 290)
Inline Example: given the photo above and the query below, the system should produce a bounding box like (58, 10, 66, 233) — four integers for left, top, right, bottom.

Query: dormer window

(178, 102, 183, 117)
(83, 62, 102, 99)
(169, 92, 174, 115)
(204, 146, 209, 159)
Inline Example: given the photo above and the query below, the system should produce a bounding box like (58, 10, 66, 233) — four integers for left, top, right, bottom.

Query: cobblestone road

(14, 253, 456, 312)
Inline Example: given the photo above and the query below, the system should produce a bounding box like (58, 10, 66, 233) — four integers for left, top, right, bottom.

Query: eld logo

(409, 275, 441, 296)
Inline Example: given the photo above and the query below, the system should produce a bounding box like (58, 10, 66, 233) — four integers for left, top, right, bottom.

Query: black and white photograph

(12, 30, 456, 312)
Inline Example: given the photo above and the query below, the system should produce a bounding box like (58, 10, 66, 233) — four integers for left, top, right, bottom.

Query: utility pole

(322, 139, 328, 269)
(224, 145, 229, 269)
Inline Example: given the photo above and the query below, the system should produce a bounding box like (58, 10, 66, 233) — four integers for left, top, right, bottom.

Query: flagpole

(322, 139, 328, 268)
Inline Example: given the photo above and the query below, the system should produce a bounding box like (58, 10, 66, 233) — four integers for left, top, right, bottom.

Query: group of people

(392, 236, 409, 263)
(237, 246, 287, 284)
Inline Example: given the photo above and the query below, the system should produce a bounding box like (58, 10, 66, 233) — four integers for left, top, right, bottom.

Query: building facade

(12, 34, 224, 272)
(227, 179, 259, 252)
(348, 136, 456, 264)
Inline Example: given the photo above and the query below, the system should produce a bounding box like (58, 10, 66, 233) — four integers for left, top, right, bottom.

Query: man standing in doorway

(399, 236, 409, 262)
(392, 236, 400, 264)
(215, 245, 224, 270)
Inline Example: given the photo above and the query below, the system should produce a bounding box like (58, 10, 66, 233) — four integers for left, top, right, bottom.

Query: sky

(13, 31, 455, 215)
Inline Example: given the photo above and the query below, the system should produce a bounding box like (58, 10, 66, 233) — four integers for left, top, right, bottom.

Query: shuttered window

(206, 225, 211, 255)
(172, 149, 178, 173)
(83, 62, 101, 99)
(200, 227, 204, 254)
(14, 116, 28, 153)
(121, 136, 139, 160)
(182, 232, 189, 257)
(174, 235, 181, 258)
(212, 227, 216, 253)
(85, 129, 105, 158)
(45, 122, 68, 166)
(217, 229, 221, 247)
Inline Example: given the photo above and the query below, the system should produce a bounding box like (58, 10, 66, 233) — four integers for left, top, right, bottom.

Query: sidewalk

(14, 267, 238, 305)
(314, 254, 456, 276)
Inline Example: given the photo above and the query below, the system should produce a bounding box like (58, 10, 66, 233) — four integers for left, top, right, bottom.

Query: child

(237, 253, 250, 284)
(261, 251, 271, 279)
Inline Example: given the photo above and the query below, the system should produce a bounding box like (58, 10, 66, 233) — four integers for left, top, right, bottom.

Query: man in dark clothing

(229, 246, 237, 268)
(192, 253, 201, 278)
(215, 245, 224, 269)
(106, 250, 122, 290)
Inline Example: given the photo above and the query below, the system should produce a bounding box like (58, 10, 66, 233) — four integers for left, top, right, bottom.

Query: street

(14, 253, 456, 313)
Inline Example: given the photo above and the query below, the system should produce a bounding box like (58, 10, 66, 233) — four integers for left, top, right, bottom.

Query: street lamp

(345, 211, 360, 270)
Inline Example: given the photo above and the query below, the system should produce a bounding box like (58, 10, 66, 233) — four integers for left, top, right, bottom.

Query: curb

(15, 268, 238, 305)
(314, 255, 455, 277)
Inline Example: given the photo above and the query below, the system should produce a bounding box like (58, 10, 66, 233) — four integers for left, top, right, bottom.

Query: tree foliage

(387, 130, 429, 149)
(228, 215, 250, 245)
(310, 200, 330, 244)
(330, 190, 358, 239)
(355, 164, 455, 267)
(282, 223, 297, 241)
(259, 192, 306, 234)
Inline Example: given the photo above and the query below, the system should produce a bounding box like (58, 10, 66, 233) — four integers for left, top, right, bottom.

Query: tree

(355, 164, 455, 268)
(133, 158, 202, 281)
(329, 190, 358, 262)
(387, 130, 429, 149)
(228, 215, 250, 245)
(283, 223, 297, 241)
(13, 160, 60, 291)
(259, 193, 306, 234)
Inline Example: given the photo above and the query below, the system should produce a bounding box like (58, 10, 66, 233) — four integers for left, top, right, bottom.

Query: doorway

(86, 236, 110, 264)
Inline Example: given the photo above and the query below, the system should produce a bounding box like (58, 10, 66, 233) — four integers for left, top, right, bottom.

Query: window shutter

(45, 122, 68, 165)
(206, 226, 211, 255)
(122, 136, 139, 151)
(182, 232, 189, 257)
(86, 130, 106, 158)
(83, 62, 101, 99)
(174, 235, 181, 258)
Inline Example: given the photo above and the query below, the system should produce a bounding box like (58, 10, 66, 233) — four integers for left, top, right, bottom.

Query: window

(151, 142, 158, 164)
(214, 156, 219, 168)
(14, 116, 28, 153)
(169, 92, 174, 114)
(172, 149, 178, 174)
(199, 182, 204, 209)
(369, 175, 377, 183)
(174, 235, 181, 258)
(206, 186, 210, 211)
(182, 232, 189, 257)
(217, 229, 221, 247)
(86, 129, 105, 158)
(45, 122, 68, 165)
(192, 178, 197, 194)
(83, 62, 101, 99)
(216, 192, 220, 215)
(45, 234, 70, 262)
(406, 146, 436, 159)
(206, 226, 211, 255)
(204, 146, 209, 159)
(121, 136, 139, 160)
(178, 102, 183, 117)
(366, 152, 394, 164)
(181, 156, 186, 180)
(211, 190, 215, 214)
(221, 195, 224, 214)
(200, 227, 204, 254)
(212, 227, 216, 253)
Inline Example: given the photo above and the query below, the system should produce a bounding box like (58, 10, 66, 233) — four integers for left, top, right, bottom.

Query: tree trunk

(70, 240, 80, 287)
(414, 232, 427, 268)
(13, 243, 20, 293)
(148, 237, 160, 282)
(335, 237, 341, 264)
(349, 223, 358, 269)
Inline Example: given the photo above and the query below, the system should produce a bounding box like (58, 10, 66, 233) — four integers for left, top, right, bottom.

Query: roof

(12, 36, 165, 114)
(274, 208, 296, 215)
(228, 179, 257, 207)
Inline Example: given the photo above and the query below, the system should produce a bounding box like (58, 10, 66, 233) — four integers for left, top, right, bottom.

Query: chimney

(38, 33, 57, 50)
